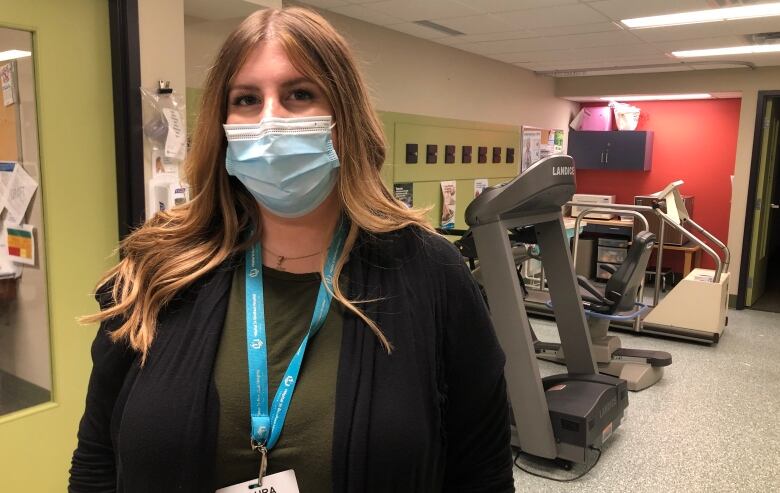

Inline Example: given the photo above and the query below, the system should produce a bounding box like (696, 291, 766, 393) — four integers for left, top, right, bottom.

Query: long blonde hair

(82, 7, 432, 361)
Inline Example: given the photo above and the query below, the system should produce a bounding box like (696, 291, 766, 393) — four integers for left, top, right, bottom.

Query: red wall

(575, 99, 741, 270)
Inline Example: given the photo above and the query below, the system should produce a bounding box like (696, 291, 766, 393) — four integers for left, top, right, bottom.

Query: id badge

(216, 469, 299, 492)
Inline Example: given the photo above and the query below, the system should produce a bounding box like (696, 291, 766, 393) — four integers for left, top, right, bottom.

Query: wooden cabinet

(568, 130, 653, 171)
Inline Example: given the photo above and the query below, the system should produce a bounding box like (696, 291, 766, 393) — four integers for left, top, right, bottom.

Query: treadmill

(465, 154, 628, 464)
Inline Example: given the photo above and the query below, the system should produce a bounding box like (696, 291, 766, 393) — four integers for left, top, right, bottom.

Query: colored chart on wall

(6, 223, 34, 266)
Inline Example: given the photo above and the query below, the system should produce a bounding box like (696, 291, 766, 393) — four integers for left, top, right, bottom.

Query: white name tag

(216, 469, 299, 493)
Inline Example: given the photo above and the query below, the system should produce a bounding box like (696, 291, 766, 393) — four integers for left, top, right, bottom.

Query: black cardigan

(69, 227, 514, 492)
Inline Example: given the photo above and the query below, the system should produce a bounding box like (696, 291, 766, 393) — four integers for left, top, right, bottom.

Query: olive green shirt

(213, 264, 343, 491)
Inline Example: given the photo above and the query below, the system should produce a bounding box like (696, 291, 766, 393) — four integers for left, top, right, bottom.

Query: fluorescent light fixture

(0, 50, 31, 62)
(600, 94, 712, 102)
(622, 2, 780, 28)
(673, 44, 780, 57)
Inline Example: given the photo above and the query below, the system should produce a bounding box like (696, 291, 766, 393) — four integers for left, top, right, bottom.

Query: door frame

(109, 0, 145, 239)
(737, 90, 780, 309)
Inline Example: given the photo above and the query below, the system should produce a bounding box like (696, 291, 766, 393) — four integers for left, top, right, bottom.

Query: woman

(70, 7, 513, 493)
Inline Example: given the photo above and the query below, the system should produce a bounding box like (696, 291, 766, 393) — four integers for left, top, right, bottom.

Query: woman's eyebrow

(228, 78, 315, 93)
(228, 83, 259, 93)
(279, 77, 316, 89)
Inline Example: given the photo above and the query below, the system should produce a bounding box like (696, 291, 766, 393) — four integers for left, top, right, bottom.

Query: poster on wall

(393, 182, 413, 208)
(474, 178, 488, 198)
(521, 128, 541, 172)
(0, 63, 14, 107)
(522, 127, 564, 172)
(440, 180, 456, 230)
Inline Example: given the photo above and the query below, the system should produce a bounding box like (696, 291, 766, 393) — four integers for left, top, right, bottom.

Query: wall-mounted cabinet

(568, 130, 653, 171)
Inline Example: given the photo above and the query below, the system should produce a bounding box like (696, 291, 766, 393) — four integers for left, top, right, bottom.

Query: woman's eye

(290, 89, 313, 101)
(233, 94, 259, 106)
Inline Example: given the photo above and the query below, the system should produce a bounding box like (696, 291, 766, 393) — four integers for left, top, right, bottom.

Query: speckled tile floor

(512, 309, 780, 493)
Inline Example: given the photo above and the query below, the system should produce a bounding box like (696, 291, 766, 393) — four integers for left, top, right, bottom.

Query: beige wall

(184, 9, 576, 131)
(557, 67, 780, 295)
(138, 0, 186, 91)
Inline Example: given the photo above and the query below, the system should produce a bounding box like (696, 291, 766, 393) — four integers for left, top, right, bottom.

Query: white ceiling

(185, 0, 780, 76)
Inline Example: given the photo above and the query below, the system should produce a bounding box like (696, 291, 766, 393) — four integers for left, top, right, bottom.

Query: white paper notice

(0, 63, 14, 106)
(440, 180, 456, 229)
(474, 178, 488, 198)
(162, 108, 186, 160)
(4, 164, 38, 224)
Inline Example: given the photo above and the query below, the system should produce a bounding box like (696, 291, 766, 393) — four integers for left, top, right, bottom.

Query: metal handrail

(571, 208, 649, 265)
(570, 206, 651, 331)
(652, 210, 727, 283)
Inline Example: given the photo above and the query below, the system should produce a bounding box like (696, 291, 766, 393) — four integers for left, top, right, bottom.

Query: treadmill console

(465, 154, 576, 226)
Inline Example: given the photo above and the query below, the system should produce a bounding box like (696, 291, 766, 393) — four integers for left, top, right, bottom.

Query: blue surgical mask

(223, 116, 340, 218)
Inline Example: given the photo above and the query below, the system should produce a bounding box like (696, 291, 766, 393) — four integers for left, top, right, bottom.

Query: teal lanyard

(244, 219, 346, 452)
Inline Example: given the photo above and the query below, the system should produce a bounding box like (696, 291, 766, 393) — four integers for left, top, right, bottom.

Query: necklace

(261, 244, 323, 271)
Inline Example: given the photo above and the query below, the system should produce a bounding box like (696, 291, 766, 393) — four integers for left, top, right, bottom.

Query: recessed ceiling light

(0, 50, 31, 62)
(622, 2, 780, 29)
(600, 94, 712, 102)
(672, 44, 780, 57)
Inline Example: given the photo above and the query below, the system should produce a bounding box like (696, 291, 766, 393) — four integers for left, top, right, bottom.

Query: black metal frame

(108, 0, 145, 240)
(737, 90, 780, 309)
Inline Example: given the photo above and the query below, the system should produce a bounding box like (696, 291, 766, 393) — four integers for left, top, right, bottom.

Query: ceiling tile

(451, 0, 579, 14)
(523, 21, 623, 37)
(495, 4, 611, 29)
(586, 0, 712, 21)
(725, 17, 780, 38)
(386, 22, 453, 40)
(629, 22, 738, 43)
(327, 3, 404, 25)
(524, 55, 678, 70)
(436, 30, 534, 46)
(365, 0, 482, 22)
(691, 53, 780, 68)
(429, 14, 517, 35)
(652, 35, 749, 53)
(464, 30, 643, 55)
(571, 43, 665, 59)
